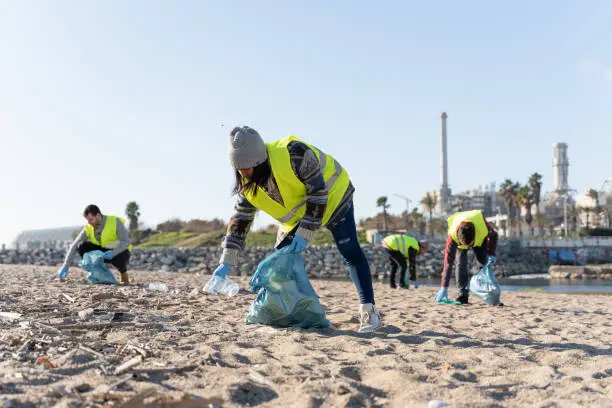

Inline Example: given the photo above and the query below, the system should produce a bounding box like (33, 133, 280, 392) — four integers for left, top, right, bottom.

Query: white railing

(520, 237, 612, 248)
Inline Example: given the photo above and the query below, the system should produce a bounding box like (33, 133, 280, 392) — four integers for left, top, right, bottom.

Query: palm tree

(568, 205, 579, 233)
(517, 185, 534, 236)
(420, 192, 438, 235)
(528, 173, 543, 235)
(376, 196, 390, 231)
(499, 179, 519, 237)
(125, 201, 141, 232)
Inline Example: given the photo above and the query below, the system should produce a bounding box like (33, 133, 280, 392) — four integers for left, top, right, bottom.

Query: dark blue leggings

(278, 201, 375, 304)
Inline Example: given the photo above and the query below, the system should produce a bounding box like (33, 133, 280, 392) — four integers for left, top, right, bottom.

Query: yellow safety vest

(447, 210, 488, 249)
(84, 215, 132, 251)
(242, 136, 350, 233)
(382, 234, 420, 258)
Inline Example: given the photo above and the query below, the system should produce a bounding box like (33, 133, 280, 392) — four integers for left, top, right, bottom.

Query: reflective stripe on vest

(447, 210, 488, 249)
(242, 136, 350, 232)
(382, 234, 419, 258)
(84, 215, 132, 251)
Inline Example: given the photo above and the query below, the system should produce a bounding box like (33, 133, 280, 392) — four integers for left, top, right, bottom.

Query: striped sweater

(220, 141, 354, 265)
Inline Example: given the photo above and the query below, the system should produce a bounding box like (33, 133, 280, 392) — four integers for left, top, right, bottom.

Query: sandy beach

(0, 264, 610, 408)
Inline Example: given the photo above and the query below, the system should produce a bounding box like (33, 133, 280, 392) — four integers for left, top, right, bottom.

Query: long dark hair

(232, 160, 272, 197)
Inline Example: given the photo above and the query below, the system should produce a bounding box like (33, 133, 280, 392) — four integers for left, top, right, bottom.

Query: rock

(0, 243, 608, 280)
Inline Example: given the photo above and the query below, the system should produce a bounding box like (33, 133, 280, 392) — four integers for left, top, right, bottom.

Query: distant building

(438, 112, 452, 214)
(552, 143, 569, 194)
(11, 226, 82, 250)
(451, 182, 500, 217)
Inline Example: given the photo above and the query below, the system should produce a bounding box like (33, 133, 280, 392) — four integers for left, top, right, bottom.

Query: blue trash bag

(80, 250, 119, 285)
(245, 245, 330, 328)
(469, 263, 501, 306)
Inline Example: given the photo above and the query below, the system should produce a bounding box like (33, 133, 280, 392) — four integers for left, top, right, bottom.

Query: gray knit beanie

(228, 126, 268, 169)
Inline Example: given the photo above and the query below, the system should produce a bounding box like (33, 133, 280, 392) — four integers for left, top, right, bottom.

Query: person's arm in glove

(219, 194, 257, 267)
(435, 235, 457, 302)
(435, 287, 448, 302)
(57, 264, 70, 279)
(212, 263, 231, 279)
(57, 228, 87, 279)
(288, 234, 308, 252)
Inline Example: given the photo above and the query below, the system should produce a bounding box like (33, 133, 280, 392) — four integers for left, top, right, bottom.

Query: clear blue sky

(1, 1, 610, 246)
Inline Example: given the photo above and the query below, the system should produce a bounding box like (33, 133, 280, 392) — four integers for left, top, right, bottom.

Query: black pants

(457, 245, 488, 297)
(77, 242, 130, 273)
(385, 248, 408, 288)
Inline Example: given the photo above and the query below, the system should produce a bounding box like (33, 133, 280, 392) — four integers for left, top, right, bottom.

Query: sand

(0, 264, 610, 408)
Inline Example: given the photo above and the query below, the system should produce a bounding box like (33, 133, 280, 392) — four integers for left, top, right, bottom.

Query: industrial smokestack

(553, 142, 569, 193)
(441, 112, 448, 189)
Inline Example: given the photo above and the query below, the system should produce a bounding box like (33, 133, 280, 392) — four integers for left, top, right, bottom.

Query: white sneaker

(358, 303, 381, 333)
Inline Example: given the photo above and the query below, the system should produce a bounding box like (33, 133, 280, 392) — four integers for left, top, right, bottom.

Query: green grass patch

(136, 228, 371, 248)
(137, 231, 199, 248)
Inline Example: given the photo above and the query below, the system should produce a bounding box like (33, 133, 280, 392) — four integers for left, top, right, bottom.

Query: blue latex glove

(488, 255, 496, 266)
(102, 251, 114, 260)
(289, 235, 308, 253)
(435, 287, 448, 303)
(212, 263, 231, 279)
(409, 280, 419, 289)
(57, 264, 69, 279)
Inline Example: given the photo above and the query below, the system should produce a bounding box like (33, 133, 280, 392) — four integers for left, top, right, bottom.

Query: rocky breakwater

(0, 241, 549, 279)
(549, 264, 612, 280)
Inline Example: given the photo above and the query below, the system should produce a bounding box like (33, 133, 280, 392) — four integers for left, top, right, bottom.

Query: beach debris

(114, 355, 144, 375)
(0, 312, 22, 322)
(148, 283, 169, 292)
(78, 308, 95, 320)
(35, 355, 57, 369)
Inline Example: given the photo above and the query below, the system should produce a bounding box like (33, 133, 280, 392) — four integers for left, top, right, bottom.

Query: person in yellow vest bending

(435, 210, 498, 304)
(205, 126, 382, 333)
(57, 204, 132, 284)
(381, 234, 428, 289)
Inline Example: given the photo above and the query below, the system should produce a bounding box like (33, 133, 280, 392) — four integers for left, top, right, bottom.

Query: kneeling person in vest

(206, 126, 382, 333)
(381, 234, 428, 289)
(435, 210, 498, 304)
(57, 204, 132, 284)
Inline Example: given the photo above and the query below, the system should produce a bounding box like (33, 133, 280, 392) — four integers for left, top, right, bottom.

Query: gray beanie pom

(228, 126, 268, 169)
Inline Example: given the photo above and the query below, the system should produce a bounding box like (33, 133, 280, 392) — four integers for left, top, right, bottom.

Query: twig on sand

(61, 293, 76, 303)
(114, 355, 144, 375)
(110, 374, 134, 390)
(33, 322, 69, 336)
